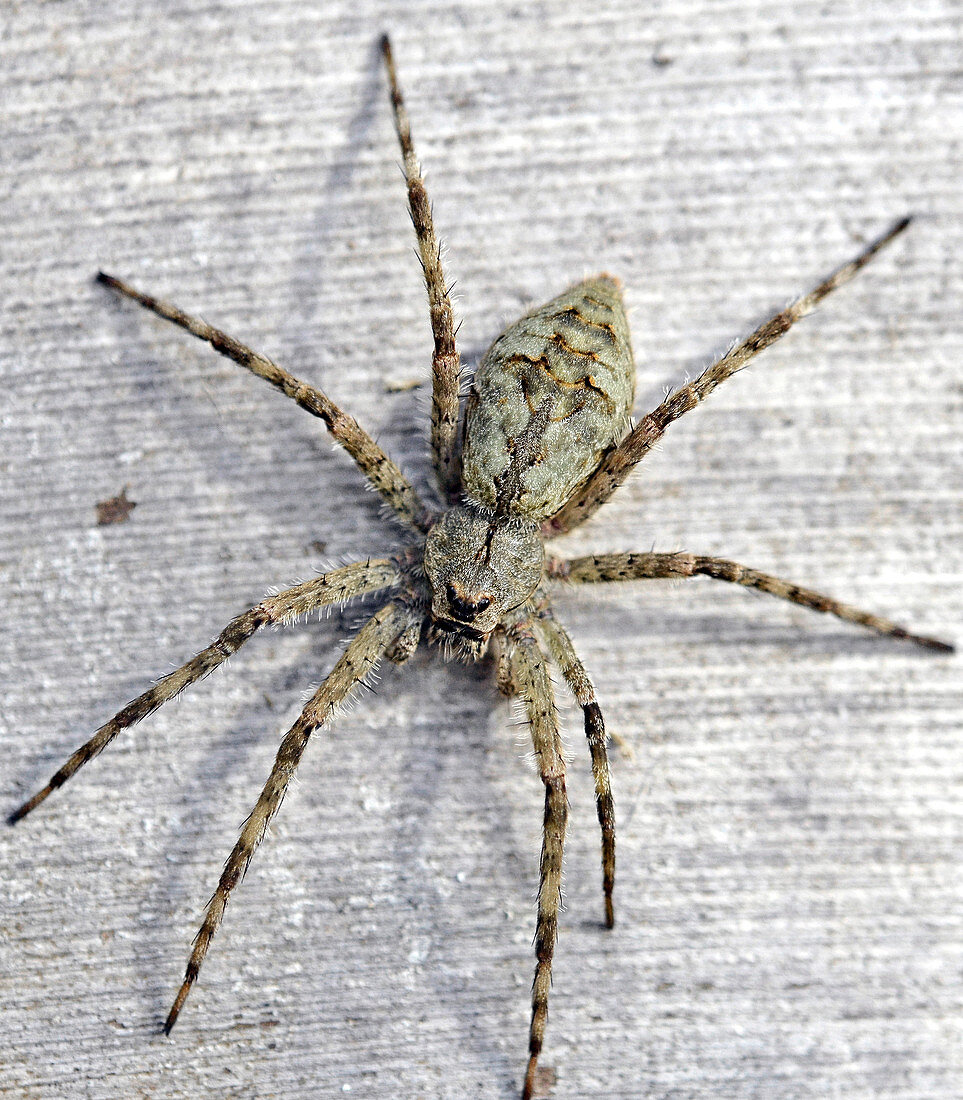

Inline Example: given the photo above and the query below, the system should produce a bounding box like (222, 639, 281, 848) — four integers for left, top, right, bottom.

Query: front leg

(381, 36, 462, 502)
(547, 551, 953, 652)
(97, 272, 434, 533)
(543, 219, 913, 537)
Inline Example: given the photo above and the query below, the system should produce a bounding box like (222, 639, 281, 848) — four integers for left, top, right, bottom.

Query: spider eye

(446, 583, 491, 621)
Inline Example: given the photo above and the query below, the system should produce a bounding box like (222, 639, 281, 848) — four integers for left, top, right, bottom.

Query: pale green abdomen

(462, 275, 635, 520)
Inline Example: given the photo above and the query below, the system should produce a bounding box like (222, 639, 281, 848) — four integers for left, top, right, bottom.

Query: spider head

(424, 507, 544, 640)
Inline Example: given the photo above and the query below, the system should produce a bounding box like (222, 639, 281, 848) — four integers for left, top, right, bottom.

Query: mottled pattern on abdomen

(462, 275, 635, 520)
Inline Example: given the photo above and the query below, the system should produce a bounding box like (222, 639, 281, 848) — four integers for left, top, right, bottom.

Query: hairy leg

(506, 612, 568, 1100)
(97, 272, 433, 533)
(532, 593, 615, 927)
(165, 600, 413, 1032)
(490, 624, 517, 698)
(384, 615, 423, 664)
(547, 551, 953, 651)
(381, 35, 462, 503)
(9, 559, 403, 824)
(544, 218, 912, 536)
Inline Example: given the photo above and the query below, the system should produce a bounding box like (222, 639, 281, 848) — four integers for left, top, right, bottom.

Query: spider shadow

(382, 650, 533, 1097)
(570, 586, 945, 658)
(3, 620, 346, 1048)
(281, 37, 439, 494)
(130, 610, 532, 1095)
(131, 607, 352, 1001)
(284, 36, 383, 332)
(92, 40, 411, 550)
(225, 637, 539, 1098)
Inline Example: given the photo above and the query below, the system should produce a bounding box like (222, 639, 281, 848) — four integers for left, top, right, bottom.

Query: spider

(10, 34, 953, 1100)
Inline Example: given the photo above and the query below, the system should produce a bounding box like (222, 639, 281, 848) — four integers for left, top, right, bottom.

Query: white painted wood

(3, 3, 960, 1097)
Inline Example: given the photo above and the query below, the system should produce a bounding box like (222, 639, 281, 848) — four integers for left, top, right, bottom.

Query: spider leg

(532, 592, 615, 928)
(96, 272, 434, 533)
(506, 611, 568, 1100)
(9, 559, 402, 824)
(384, 614, 423, 664)
(381, 35, 462, 503)
(490, 624, 517, 697)
(547, 551, 954, 652)
(164, 600, 412, 1033)
(544, 217, 913, 536)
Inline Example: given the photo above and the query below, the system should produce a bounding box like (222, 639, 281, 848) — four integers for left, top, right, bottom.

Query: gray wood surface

(2, 3, 961, 1098)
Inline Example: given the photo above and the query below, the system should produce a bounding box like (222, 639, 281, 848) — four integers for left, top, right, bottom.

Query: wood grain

(3, 3, 961, 1097)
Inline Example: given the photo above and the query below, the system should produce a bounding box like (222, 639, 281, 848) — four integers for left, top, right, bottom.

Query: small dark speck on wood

(96, 486, 136, 526)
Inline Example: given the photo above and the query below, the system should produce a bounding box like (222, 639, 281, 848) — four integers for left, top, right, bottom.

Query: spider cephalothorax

(11, 34, 952, 1100)
(423, 507, 543, 645)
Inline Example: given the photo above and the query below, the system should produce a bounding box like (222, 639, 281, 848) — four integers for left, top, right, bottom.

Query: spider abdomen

(461, 275, 635, 520)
